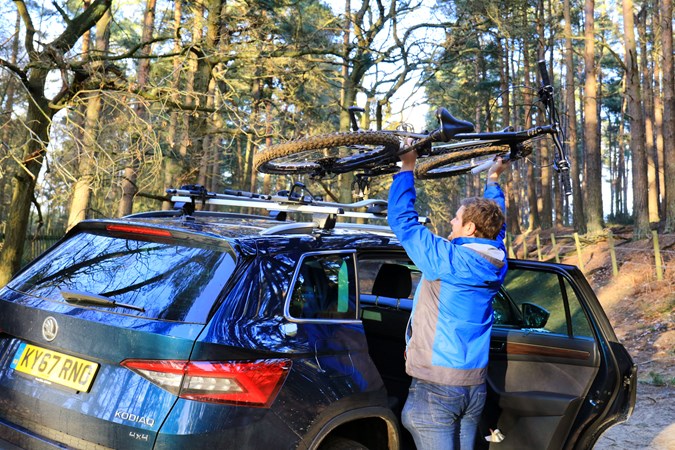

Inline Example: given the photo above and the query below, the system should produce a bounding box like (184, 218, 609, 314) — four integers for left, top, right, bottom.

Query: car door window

(358, 259, 420, 299)
(289, 253, 357, 320)
(493, 267, 593, 338)
(357, 258, 420, 310)
(492, 290, 520, 327)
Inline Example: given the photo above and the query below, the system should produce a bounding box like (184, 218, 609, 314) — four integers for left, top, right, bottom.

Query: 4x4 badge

(42, 316, 58, 341)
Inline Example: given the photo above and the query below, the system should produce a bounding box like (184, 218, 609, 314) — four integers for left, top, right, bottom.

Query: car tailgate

(0, 298, 205, 449)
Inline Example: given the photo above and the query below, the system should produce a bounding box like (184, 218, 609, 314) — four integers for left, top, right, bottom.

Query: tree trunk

(0, 0, 111, 286)
(618, 93, 628, 216)
(522, 21, 540, 231)
(197, 1, 223, 194)
(0, 78, 50, 286)
(0, 11, 21, 221)
(179, 0, 207, 193)
(197, 77, 216, 189)
(247, 76, 263, 193)
(623, 0, 650, 239)
(67, 92, 103, 229)
(536, 0, 552, 230)
(637, 6, 660, 223)
(163, 0, 186, 210)
(662, 0, 675, 231)
(209, 84, 225, 193)
(583, 0, 604, 233)
(68, 9, 110, 228)
(498, 41, 519, 234)
(653, 38, 665, 220)
(338, 0, 355, 204)
(118, 0, 156, 216)
(564, 0, 586, 233)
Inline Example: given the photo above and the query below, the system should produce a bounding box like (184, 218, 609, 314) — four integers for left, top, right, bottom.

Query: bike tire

(415, 145, 510, 180)
(254, 131, 400, 176)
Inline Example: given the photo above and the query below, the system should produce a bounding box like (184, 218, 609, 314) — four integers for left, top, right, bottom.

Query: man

(388, 149, 509, 450)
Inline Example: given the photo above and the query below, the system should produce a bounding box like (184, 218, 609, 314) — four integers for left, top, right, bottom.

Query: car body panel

(0, 215, 635, 450)
(0, 308, 202, 448)
(357, 254, 636, 450)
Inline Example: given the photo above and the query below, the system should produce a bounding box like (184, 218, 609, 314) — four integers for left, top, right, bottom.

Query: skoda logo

(42, 316, 58, 341)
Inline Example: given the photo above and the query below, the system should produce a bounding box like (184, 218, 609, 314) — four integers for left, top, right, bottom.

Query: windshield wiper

(60, 290, 145, 312)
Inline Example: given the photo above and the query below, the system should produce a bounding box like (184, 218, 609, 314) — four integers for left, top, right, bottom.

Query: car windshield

(7, 230, 237, 323)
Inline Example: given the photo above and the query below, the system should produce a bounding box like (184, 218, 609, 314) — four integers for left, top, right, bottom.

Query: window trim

(497, 262, 597, 340)
(283, 250, 361, 324)
(491, 288, 525, 329)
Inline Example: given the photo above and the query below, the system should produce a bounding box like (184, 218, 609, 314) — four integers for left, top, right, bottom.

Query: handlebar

(394, 60, 572, 197)
(538, 60, 551, 87)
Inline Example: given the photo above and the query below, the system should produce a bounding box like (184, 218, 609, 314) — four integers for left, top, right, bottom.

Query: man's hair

(460, 197, 505, 239)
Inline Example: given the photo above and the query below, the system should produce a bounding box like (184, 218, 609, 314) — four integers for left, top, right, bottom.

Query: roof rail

(260, 221, 397, 236)
(167, 182, 429, 230)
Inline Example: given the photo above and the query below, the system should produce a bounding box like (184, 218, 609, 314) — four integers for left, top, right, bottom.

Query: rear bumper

(0, 437, 24, 450)
(0, 416, 70, 450)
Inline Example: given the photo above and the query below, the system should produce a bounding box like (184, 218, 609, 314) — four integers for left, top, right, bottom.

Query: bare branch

(50, 0, 112, 54)
(51, 0, 73, 26)
(0, 57, 29, 86)
(84, 35, 176, 64)
(597, 40, 626, 72)
(13, 0, 36, 56)
(135, 191, 171, 203)
(30, 193, 44, 231)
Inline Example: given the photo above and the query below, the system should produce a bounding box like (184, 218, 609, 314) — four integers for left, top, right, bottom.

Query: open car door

(480, 260, 636, 449)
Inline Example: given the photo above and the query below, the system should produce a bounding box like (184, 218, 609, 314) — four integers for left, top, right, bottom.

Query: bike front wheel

(415, 146, 510, 180)
(254, 131, 401, 177)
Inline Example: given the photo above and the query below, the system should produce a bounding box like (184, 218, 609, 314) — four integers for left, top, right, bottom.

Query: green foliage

(606, 212, 634, 226)
(0, 0, 663, 247)
(644, 371, 675, 387)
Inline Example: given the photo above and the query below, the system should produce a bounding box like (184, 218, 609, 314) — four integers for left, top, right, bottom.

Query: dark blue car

(0, 193, 636, 449)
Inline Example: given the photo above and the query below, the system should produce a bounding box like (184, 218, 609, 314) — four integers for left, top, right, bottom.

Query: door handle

(490, 342, 505, 352)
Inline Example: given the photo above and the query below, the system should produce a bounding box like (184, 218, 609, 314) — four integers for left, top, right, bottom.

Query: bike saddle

(436, 107, 474, 140)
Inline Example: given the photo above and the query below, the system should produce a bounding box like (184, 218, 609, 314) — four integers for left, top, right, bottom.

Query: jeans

(401, 378, 487, 450)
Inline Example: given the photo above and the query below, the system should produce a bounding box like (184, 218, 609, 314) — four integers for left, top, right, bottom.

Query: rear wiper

(60, 290, 145, 312)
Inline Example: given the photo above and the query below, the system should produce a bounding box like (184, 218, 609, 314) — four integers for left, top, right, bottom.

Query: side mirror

(521, 302, 550, 329)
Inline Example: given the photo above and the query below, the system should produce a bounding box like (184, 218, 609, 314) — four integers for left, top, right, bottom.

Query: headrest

(371, 263, 412, 299)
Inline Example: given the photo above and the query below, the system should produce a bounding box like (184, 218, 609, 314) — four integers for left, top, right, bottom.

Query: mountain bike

(254, 61, 572, 195)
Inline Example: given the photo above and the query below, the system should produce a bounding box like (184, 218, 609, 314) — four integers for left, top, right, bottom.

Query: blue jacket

(388, 171, 507, 386)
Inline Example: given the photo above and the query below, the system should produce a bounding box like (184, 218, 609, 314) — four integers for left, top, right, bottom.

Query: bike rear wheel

(254, 131, 400, 176)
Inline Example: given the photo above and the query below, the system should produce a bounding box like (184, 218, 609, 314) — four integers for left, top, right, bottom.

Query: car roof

(71, 211, 402, 255)
(91, 186, 426, 252)
(125, 211, 396, 237)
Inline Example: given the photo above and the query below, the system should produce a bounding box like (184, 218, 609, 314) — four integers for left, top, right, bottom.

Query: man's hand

(399, 140, 418, 172)
(487, 156, 509, 183)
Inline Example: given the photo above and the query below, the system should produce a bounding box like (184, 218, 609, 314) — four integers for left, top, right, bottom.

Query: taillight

(106, 224, 172, 237)
(121, 359, 291, 408)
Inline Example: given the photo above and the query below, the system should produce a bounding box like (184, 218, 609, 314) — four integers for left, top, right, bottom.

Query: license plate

(10, 342, 99, 392)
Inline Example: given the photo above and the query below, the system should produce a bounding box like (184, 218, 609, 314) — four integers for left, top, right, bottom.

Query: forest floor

(516, 227, 675, 449)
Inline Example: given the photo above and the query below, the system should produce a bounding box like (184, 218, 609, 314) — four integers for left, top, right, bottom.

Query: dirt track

(471, 229, 675, 449)
(559, 231, 675, 450)
(594, 384, 675, 449)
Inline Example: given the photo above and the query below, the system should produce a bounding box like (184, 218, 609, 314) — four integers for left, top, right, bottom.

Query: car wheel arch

(306, 406, 400, 450)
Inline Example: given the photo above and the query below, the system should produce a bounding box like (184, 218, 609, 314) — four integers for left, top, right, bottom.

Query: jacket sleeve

(387, 171, 454, 280)
(484, 181, 506, 245)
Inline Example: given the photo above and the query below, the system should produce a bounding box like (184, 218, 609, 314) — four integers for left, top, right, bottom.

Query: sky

(328, 0, 444, 132)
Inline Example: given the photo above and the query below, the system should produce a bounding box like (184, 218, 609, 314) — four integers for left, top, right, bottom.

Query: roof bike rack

(166, 182, 430, 230)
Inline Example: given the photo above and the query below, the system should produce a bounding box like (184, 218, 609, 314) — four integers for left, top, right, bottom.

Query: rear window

(7, 230, 237, 323)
